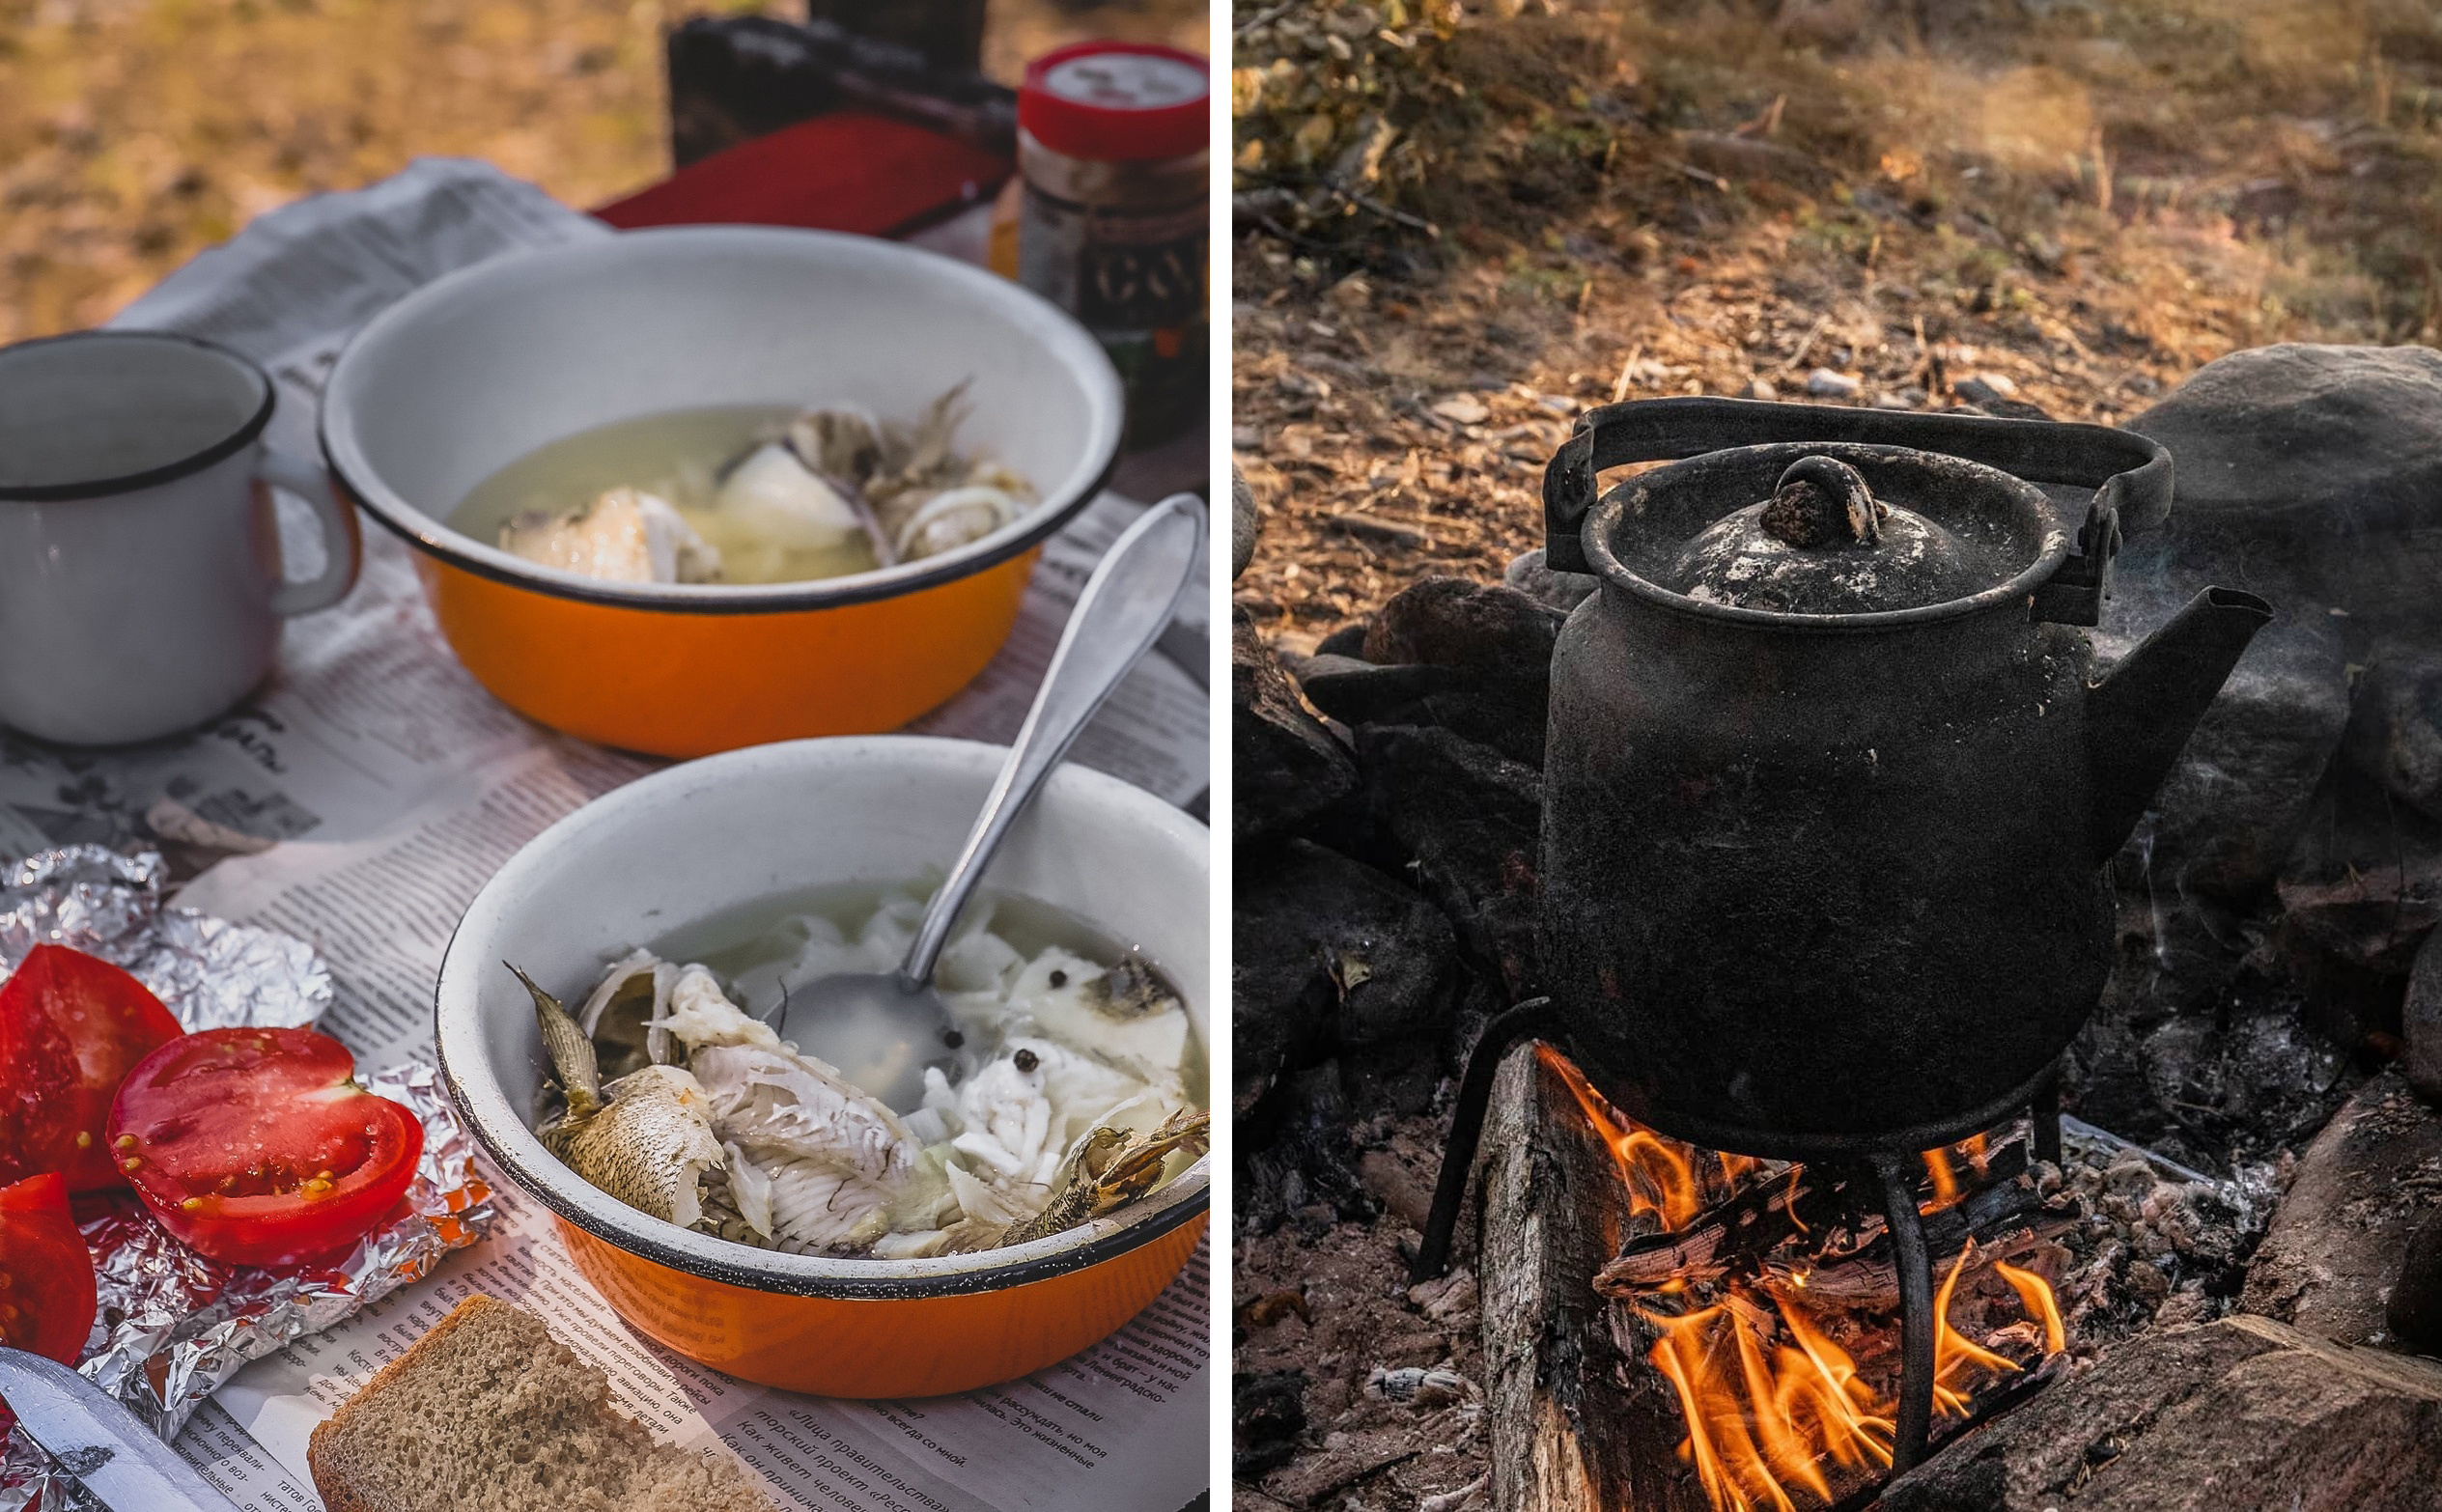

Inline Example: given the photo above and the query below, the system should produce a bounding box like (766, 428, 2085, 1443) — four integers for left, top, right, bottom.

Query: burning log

(1594, 1139, 2065, 1308)
(1477, 1042, 1711, 1512)
(1478, 1040, 2071, 1512)
(1588, 1162, 1857, 1291)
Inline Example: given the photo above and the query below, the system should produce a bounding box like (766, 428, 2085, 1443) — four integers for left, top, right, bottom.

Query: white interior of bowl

(435, 738, 1209, 1293)
(323, 227, 1124, 604)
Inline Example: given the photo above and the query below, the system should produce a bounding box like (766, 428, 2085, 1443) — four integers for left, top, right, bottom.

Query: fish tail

(512, 962, 603, 1119)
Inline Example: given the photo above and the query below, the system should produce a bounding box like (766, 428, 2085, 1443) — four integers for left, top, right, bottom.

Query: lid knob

(1761, 456, 1890, 548)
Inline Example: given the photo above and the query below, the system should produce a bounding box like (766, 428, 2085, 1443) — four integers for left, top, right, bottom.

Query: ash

(2039, 1136, 2282, 1354)
(1236, 1108, 1493, 1512)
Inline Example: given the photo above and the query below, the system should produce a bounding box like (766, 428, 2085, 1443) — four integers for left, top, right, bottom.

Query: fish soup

(452, 385, 1035, 588)
(517, 882, 1208, 1263)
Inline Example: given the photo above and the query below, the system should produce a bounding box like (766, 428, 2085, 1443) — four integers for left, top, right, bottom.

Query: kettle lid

(1664, 455, 2012, 615)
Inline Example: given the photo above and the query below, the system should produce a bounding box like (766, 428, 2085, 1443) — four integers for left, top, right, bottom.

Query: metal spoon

(772, 492, 1207, 1109)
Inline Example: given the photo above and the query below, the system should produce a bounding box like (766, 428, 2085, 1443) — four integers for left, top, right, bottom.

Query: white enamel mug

(0, 330, 361, 745)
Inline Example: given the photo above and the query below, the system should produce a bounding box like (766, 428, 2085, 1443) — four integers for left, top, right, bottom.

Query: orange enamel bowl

(432, 737, 1209, 1398)
(321, 227, 1122, 758)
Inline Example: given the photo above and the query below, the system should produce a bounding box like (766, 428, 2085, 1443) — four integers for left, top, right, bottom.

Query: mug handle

(255, 448, 363, 615)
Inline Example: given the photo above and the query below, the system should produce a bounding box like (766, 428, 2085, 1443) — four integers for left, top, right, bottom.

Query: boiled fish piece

(875, 1145, 959, 1234)
(516, 965, 727, 1229)
(651, 966, 919, 1184)
(576, 947, 678, 1078)
(692, 1142, 895, 1254)
(690, 1044, 918, 1186)
(872, 1228, 952, 1260)
(999, 1107, 1211, 1247)
(949, 1050, 1056, 1184)
(1007, 948, 1191, 1080)
(755, 1156, 896, 1251)
(888, 485, 1019, 561)
(712, 443, 869, 553)
(1027, 1035, 1165, 1154)
(932, 925, 1024, 995)
(549, 1064, 728, 1228)
(945, 1035, 1152, 1191)
(996, 1127, 1126, 1248)
(497, 487, 720, 584)
(934, 1160, 1043, 1253)
(718, 1140, 775, 1240)
(877, 380, 973, 493)
(786, 406, 883, 481)
(656, 964, 785, 1052)
(925, 1035, 1149, 1192)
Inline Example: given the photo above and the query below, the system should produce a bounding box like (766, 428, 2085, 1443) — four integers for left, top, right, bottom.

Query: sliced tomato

(0, 1171, 98, 1363)
(0, 944, 184, 1192)
(105, 1027, 423, 1269)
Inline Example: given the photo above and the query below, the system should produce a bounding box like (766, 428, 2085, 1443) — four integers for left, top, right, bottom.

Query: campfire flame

(1923, 1149, 1960, 1208)
(1931, 1245, 2021, 1414)
(1922, 1134, 1991, 1210)
(1645, 1297, 1896, 1512)
(1547, 1047, 1700, 1229)
(1545, 1051, 2063, 1511)
(1993, 1260, 2066, 1356)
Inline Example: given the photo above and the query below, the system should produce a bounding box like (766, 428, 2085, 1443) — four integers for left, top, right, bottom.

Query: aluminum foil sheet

(0, 846, 330, 1031)
(0, 851, 494, 1511)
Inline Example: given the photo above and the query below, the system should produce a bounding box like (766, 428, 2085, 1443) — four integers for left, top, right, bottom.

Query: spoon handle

(899, 492, 1207, 988)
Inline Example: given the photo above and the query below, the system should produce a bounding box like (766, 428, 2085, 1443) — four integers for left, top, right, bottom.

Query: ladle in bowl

(770, 492, 1206, 1107)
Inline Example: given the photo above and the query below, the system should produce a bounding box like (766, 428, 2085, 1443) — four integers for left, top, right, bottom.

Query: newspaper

(6, 157, 1210, 1512)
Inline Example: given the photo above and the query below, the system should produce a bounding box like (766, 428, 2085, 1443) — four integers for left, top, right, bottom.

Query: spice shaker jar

(1016, 41, 1208, 448)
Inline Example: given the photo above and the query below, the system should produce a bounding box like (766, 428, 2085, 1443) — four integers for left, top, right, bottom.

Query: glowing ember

(1551, 1056, 2065, 1510)
(1963, 1132, 1990, 1174)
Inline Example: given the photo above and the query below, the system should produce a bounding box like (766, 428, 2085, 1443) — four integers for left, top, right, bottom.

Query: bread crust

(304, 1294, 773, 1512)
(306, 1293, 517, 1512)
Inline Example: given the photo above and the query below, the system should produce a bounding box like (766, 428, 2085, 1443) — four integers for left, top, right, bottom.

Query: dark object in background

(666, 14, 1016, 168)
(595, 111, 1011, 237)
(1232, 1370, 1306, 1478)
(805, 0, 987, 73)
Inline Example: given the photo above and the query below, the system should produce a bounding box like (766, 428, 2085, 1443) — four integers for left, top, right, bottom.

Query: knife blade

(0, 1347, 239, 1512)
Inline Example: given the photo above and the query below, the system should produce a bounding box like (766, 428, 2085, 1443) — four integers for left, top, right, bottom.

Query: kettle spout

(2086, 586, 2273, 866)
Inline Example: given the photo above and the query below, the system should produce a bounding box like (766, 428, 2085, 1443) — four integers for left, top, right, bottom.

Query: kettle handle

(1542, 398, 2171, 626)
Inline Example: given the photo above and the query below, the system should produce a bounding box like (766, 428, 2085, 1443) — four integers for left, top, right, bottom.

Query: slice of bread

(306, 1294, 776, 1512)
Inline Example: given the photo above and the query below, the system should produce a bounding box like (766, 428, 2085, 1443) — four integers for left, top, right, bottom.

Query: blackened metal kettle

(1539, 398, 2268, 1154)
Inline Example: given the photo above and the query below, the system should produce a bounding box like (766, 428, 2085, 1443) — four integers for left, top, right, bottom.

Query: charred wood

(1593, 1140, 2045, 1296)
(1478, 1045, 1709, 1512)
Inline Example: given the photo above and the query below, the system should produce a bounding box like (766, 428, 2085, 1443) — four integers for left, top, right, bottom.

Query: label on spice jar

(1016, 42, 1210, 449)
(1019, 187, 1208, 447)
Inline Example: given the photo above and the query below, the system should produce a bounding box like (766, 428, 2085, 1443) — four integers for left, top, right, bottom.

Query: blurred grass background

(0, 0, 1205, 344)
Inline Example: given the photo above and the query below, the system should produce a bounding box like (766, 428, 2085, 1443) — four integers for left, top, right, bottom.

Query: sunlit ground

(0, 0, 1206, 343)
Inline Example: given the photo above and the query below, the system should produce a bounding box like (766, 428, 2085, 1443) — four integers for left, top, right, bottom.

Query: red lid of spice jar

(1019, 42, 1209, 163)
